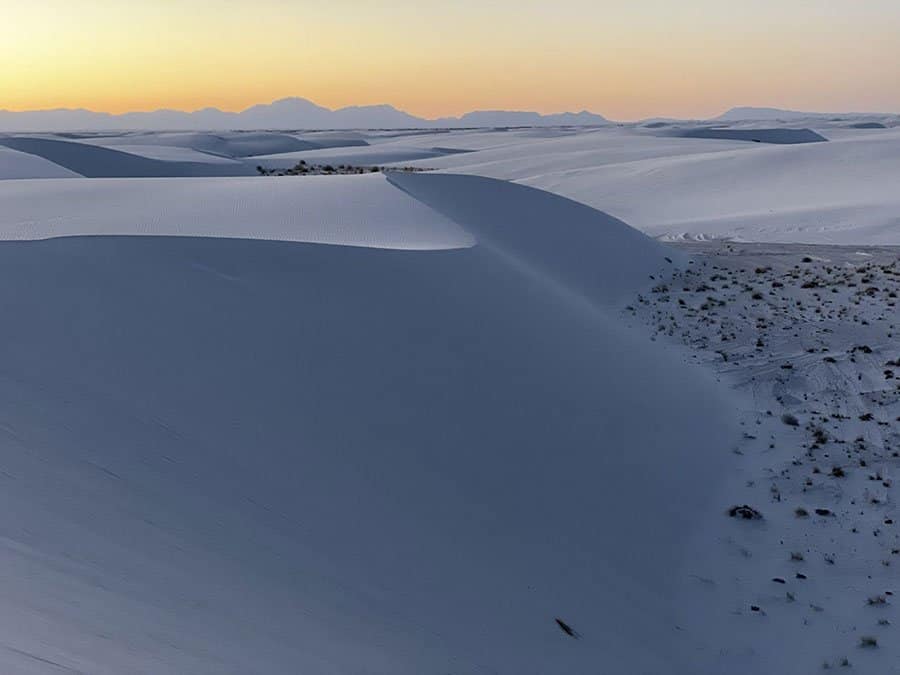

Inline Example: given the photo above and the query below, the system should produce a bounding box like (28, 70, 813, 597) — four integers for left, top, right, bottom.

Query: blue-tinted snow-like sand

(0, 173, 737, 674)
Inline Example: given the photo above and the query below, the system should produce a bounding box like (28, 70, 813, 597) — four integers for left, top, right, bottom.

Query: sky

(2, 0, 899, 120)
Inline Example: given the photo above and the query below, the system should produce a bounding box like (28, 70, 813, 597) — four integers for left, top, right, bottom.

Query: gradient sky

(2, 0, 899, 120)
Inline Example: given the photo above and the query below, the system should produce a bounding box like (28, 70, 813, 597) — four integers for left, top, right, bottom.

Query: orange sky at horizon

(2, 0, 899, 121)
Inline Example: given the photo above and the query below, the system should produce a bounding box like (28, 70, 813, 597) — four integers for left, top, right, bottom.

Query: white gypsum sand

(0, 170, 736, 674)
(625, 242, 899, 673)
(0, 118, 897, 673)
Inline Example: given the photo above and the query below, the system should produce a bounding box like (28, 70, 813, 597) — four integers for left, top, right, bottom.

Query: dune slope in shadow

(0, 136, 257, 177)
(0, 174, 737, 674)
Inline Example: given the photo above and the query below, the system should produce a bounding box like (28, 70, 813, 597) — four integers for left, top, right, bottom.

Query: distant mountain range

(4, 99, 894, 132)
(0, 97, 609, 132)
(714, 106, 895, 121)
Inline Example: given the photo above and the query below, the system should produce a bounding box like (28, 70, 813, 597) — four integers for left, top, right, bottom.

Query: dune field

(0, 115, 897, 674)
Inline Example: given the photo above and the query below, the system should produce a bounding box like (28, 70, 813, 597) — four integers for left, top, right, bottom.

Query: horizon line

(2, 97, 898, 126)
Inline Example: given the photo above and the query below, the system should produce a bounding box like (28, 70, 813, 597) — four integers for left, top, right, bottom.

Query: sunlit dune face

(2, 0, 899, 120)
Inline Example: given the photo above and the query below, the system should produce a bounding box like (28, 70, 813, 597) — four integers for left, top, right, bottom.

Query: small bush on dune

(782, 413, 800, 426)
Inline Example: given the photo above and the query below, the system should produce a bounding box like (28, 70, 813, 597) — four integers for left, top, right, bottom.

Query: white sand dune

(627, 242, 900, 674)
(518, 133, 900, 244)
(0, 172, 738, 674)
(295, 131, 371, 148)
(251, 144, 472, 170)
(3, 124, 897, 243)
(0, 145, 82, 179)
(1, 119, 894, 672)
(244, 130, 511, 171)
(389, 171, 682, 304)
(413, 127, 753, 179)
(671, 126, 827, 144)
(103, 144, 247, 164)
(0, 137, 257, 177)
(0, 174, 473, 250)
(89, 131, 321, 157)
(416, 126, 900, 244)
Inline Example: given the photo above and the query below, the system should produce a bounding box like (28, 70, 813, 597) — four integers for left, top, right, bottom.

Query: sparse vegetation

(728, 504, 763, 520)
(256, 162, 430, 177)
(626, 244, 900, 670)
(782, 413, 800, 426)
